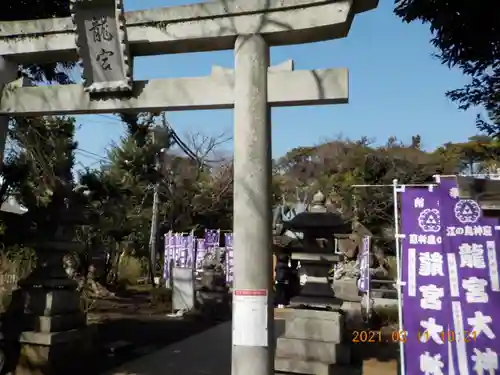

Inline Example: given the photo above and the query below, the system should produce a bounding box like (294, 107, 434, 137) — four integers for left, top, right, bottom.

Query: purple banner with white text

(195, 238, 206, 271)
(163, 231, 175, 281)
(225, 232, 233, 283)
(401, 187, 452, 375)
(437, 176, 500, 375)
(205, 229, 220, 250)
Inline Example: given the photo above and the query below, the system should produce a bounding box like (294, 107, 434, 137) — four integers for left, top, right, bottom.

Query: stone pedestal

(14, 241, 94, 375)
(195, 266, 230, 320)
(172, 267, 195, 311)
(275, 309, 349, 375)
(332, 278, 362, 302)
(15, 289, 93, 375)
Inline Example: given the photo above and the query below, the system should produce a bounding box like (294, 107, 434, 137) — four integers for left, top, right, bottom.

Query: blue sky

(74, 0, 479, 168)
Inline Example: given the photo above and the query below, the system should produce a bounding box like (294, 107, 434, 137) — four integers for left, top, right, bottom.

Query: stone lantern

(275, 191, 353, 374)
(283, 191, 349, 308)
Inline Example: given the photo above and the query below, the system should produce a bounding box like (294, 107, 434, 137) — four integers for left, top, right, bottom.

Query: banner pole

(392, 179, 405, 375)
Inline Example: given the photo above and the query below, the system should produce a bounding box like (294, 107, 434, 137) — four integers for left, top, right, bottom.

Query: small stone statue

(309, 190, 327, 213)
(196, 248, 230, 320)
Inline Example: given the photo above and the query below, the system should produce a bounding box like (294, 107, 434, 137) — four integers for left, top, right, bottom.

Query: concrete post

(0, 57, 17, 166)
(232, 34, 273, 375)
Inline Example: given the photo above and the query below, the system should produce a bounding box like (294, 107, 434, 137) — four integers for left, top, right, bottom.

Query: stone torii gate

(0, 0, 377, 374)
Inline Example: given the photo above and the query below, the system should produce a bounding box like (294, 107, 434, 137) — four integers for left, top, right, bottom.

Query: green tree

(78, 114, 233, 282)
(1, 116, 77, 243)
(394, 0, 500, 136)
(273, 135, 461, 238)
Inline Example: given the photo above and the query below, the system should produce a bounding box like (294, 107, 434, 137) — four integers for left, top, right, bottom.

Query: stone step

(274, 358, 362, 375)
(276, 337, 350, 364)
(274, 358, 346, 375)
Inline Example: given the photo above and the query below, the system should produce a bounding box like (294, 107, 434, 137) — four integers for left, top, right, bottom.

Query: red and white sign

(232, 289, 268, 347)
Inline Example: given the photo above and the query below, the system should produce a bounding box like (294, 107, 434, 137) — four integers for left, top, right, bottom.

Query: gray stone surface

(284, 315, 343, 342)
(19, 328, 85, 345)
(275, 358, 332, 375)
(276, 337, 350, 364)
(16, 326, 96, 375)
(0, 0, 377, 64)
(0, 57, 16, 164)
(340, 301, 365, 329)
(71, 0, 132, 93)
(172, 267, 195, 311)
(333, 279, 362, 302)
(24, 312, 86, 333)
(0, 68, 348, 115)
(24, 289, 81, 316)
(232, 33, 273, 375)
(275, 310, 347, 374)
(283, 309, 343, 321)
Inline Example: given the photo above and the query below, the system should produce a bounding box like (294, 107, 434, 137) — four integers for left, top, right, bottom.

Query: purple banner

(205, 229, 220, 250)
(178, 234, 188, 267)
(357, 236, 370, 292)
(174, 233, 185, 267)
(225, 232, 234, 283)
(164, 231, 175, 281)
(437, 177, 500, 375)
(185, 233, 195, 268)
(401, 187, 452, 375)
(195, 238, 206, 270)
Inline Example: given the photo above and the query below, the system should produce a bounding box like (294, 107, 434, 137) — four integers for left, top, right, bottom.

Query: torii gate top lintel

(0, 0, 378, 65)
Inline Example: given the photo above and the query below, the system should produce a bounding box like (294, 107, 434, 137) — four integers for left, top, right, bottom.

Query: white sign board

(232, 289, 268, 347)
(71, 0, 132, 93)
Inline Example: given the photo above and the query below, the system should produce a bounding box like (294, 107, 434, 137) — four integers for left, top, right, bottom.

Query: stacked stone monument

(274, 192, 352, 375)
(195, 248, 230, 320)
(15, 237, 92, 375)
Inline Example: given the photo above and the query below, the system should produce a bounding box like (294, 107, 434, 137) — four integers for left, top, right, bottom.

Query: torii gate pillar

(0, 57, 17, 165)
(232, 34, 273, 375)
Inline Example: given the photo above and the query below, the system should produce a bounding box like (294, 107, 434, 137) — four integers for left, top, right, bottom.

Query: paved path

(106, 321, 233, 375)
(105, 312, 396, 375)
(106, 311, 290, 375)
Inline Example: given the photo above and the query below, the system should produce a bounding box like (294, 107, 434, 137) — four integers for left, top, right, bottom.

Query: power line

(76, 148, 109, 161)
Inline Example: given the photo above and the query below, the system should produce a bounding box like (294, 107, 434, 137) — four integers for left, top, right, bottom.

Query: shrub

(117, 254, 143, 286)
(0, 246, 35, 312)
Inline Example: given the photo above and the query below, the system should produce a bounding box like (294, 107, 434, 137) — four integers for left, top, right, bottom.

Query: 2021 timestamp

(352, 330, 408, 343)
(352, 330, 477, 344)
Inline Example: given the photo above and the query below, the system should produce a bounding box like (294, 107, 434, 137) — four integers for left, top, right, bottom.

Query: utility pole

(148, 150, 161, 287)
(148, 115, 172, 287)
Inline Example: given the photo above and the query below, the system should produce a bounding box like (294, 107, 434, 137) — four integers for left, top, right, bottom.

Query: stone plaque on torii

(70, 0, 133, 93)
(0, 1, 378, 375)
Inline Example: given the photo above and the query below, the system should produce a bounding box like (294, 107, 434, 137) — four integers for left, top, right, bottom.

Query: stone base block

(24, 312, 86, 333)
(15, 327, 96, 375)
(333, 279, 361, 302)
(276, 337, 350, 364)
(284, 310, 344, 342)
(275, 358, 333, 375)
(23, 289, 81, 316)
